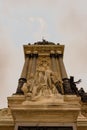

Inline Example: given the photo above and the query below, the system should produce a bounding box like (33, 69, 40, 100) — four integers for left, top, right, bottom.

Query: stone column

(16, 53, 31, 94)
(58, 53, 68, 80)
(56, 57, 62, 80)
(50, 51, 57, 72)
(26, 52, 33, 80)
(57, 52, 72, 94)
(31, 51, 38, 76)
(50, 51, 64, 94)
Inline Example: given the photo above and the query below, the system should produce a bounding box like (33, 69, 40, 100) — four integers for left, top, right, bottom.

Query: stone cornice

(23, 45, 64, 58)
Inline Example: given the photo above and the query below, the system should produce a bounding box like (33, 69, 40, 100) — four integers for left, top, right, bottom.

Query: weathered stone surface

(0, 108, 14, 130)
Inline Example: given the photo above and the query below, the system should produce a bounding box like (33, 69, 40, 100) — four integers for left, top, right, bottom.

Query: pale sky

(0, 0, 87, 108)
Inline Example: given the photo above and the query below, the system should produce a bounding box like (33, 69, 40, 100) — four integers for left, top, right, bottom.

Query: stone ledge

(10, 102, 80, 123)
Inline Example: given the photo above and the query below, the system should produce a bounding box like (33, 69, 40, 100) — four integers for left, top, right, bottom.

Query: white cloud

(28, 17, 49, 41)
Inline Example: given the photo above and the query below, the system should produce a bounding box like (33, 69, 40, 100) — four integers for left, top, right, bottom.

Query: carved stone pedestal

(6, 95, 81, 130)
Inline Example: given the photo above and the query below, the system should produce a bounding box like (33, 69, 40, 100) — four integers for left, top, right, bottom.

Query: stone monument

(0, 40, 87, 130)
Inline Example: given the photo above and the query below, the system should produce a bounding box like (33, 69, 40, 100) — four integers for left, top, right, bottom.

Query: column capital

(56, 51, 63, 57)
(50, 50, 56, 57)
(32, 51, 38, 57)
(25, 53, 31, 58)
(25, 51, 32, 57)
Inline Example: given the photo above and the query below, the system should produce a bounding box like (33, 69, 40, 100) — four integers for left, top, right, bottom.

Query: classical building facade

(0, 40, 87, 130)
